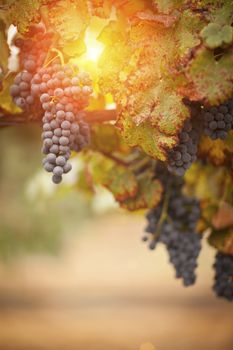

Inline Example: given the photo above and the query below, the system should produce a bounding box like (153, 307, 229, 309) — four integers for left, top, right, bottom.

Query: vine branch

(0, 108, 117, 127)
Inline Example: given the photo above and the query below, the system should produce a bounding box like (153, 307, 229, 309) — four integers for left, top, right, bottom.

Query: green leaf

(208, 227, 233, 255)
(185, 48, 233, 104)
(175, 10, 203, 57)
(201, 23, 233, 49)
(210, 0, 233, 26)
(120, 175, 163, 211)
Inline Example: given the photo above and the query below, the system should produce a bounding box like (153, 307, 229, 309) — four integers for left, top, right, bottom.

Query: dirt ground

(0, 213, 232, 350)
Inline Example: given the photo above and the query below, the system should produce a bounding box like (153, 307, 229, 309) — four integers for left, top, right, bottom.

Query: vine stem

(0, 109, 117, 127)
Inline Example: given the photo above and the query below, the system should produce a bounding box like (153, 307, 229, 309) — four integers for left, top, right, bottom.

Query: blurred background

(0, 124, 232, 350)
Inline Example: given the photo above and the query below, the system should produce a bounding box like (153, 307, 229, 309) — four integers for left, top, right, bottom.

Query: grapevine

(0, 0, 232, 301)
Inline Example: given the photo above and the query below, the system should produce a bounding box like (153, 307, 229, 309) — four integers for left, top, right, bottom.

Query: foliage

(0, 0, 233, 262)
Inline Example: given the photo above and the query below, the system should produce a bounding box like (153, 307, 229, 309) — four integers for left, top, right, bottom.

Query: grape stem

(153, 182, 171, 240)
(50, 48, 64, 66)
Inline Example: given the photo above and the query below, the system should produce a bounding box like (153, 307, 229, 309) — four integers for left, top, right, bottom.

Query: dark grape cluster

(36, 63, 92, 184)
(213, 252, 233, 301)
(161, 197, 201, 286)
(143, 162, 202, 286)
(10, 23, 92, 184)
(10, 23, 53, 110)
(10, 70, 35, 109)
(202, 98, 233, 140)
(15, 23, 52, 70)
(167, 105, 202, 176)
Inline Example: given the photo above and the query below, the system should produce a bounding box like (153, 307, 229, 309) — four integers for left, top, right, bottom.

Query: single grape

(52, 174, 62, 184)
(53, 166, 63, 176)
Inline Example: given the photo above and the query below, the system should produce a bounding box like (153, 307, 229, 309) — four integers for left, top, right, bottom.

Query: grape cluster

(213, 252, 233, 301)
(10, 23, 93, 184)
(143, 162, 202, 286)
(15, 23, 52, 68)
(162, 197, 201, 286)
(167, 105, 202, 176)
(10, 23, 53, 110)
(202, 98, 233, 140)
(35, 63, 92, 184)
(10, 70, 35, 109)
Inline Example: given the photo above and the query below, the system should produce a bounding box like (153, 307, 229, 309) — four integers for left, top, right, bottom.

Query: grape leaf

(118, 113, 176, 161)
(184, 48, 233, 104)
(117, 82, 190, 160)
(152, 0, 183, 14)
(185, 162, 228, 202)
(84, 151, 138, 202)
(212, 203, 233, 230)
(120, 175, 163, 211)
(76, 165, 95, 196)
(89, 0, 112, 18)
(201, 23, 233, 49)
(198, 132, 233, 166)
(91, 124, 131, 155)
(175, 10, 203, 57)
(63, 36, 86, 58)
(0, 20, 9, 73)
(208, 227, 233, 255)
(0, 73, 20, 113)
(7, 0, 42, 34)
(113, 0, 148, 17)
(209, 0, 233, 26)
(45, 0, 90, 42)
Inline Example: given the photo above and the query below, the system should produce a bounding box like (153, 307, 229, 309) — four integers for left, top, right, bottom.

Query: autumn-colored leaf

(84, 151, 138, 202)
(0, 20, 9, 73)
(184, 48, 233, 105)
(208, 227, 233, 255)
(198, 133, 233, 166)
(120, 175, 163, 211)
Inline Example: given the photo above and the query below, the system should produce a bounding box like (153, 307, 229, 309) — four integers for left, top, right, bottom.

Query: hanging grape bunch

(166, 103, 202, 177)
(143, 162, 202, 287)
(213, 252, 233, 301)
(202, 99, 233, 140)
(10, 24, 92, 184)
(35, 63, 92, 184)
(10, 23, 53, 110)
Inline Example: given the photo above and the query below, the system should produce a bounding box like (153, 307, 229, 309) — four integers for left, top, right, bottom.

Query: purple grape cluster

(10, 23, 53, 110)
(213, 252, 233, 301)
(10, 70, 35, 109)
(202, 98, 233, 140)
(162, 224, 201, 286)
(35, 63, 92, 184)
(143, 162, 202, 286)
(167, 117, 201, 177)
(15, 23, 52, 69)
(10, 24, 93, 184)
